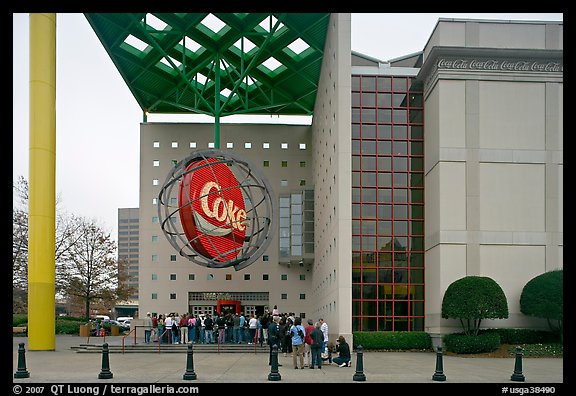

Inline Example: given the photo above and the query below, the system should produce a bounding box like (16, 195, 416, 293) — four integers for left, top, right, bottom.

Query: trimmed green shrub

(482, 328, 560, 344)
(520, 269, 563, 342)
(55, 319, 84, 335)
(442, 276, 509, 335)
(352, 331, 432, 350)
(13, 314, 28, 327)
(443, 332, 501, 354)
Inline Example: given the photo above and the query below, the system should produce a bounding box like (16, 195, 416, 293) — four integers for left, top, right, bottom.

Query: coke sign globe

(158, 150, 276, 270)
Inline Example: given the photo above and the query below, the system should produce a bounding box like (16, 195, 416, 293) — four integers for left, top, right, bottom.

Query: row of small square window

(154, 141, 307, 150)
(152, 292, 305, 300)
(151, 178, 306, 188)
(153, 160, 307, 168)
(148, 252, 272, 261)
(153, 273, 306, 281)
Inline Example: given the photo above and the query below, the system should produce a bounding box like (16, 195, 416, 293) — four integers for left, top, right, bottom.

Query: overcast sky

(13, 13, 563, 239)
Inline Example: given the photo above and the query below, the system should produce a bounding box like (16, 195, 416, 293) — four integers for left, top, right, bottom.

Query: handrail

(121, 327, 137, 354)
(157, 328, 172, 353)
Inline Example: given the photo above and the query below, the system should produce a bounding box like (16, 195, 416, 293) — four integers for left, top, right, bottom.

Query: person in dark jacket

(309, 322, 324, 369)
(267, 316, 282, 366)
(332, 335, 352, 367)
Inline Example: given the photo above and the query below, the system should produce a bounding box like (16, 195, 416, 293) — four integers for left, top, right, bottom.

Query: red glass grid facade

(351, 75, 424, 332)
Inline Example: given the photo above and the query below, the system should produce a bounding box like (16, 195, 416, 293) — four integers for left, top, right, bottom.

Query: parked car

(119, 319, 131, 330)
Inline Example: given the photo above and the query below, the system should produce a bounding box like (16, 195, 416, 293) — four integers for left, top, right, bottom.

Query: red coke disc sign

(178, 157, 247, 262)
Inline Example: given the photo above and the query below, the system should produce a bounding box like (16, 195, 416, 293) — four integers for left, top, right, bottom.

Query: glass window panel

(279, 217, 290, 227)
(410, 157, 424, 171)
(394, 141, 408, 155)
(352, 236, 361, 250)
(352, 76, 360, 91)
(362, 285, 377, 299)
(409, 125, 423, 139)
(411, 205, 424, 219)
(378, 204, 392, 219)
(363, 204, 377, 218)
(362, 108, 376, 123)
(394, 172, 408, 187)
(377, 76, 392, 91)
(291, 224, 302, 235)
(378, 284, 393, 299)
(363, 301, 377, 316)
(361, 188, 377, 202)
(394, 301, 409, 316)
(291, 194, 302, 204)
(394, 221, 409, 235)
(363, 253, 377, 267)
(410, 220, 424, 235)
(412, 301, 425, 316)
(378, 188, 392, 202)
(394, 157, 408, 171)
(395, 252, 408, 267)
(280, 247, 290, 257)
(394, 205, 408, 219)
(362, 140, 376, 155)
(352, 220, 361, 234)
(291, 214, 302, 225)
(363, 172, 377, 186)
(378, 251, 393, 267)
(378, 124, 392, 139)
(279, 237, 290, 247)
(409, 253, 424, 268)
(409, 109, 423, 123)
(280, 228, 290, 238)
(393, 109, 407, 123)
(410, 188, 424, 203)
(280, 207, 290, 217)
(352, 187, 361, 202)
(394, 236, 408, 250)
(352, 268, 361, 283)
(410, 269, 424, 284)
(291, 245, 302, 256)
(352, 92, 360, 106)
(352, 124, 361, 139)
(362, 317, 377, 332)
(361, 220, 377, 235)
(352, 252, 362, 267)
(409, 93, 423, 107)
(410, 173, 424, 187)
(377, 109, 392, 123)
(393, 78, 408, 92)
(352, 171, 360, 186)
(362, 124, 376, 139)
(362, 156, 377, 170)
(352, 108, 361, 123)
(393, 125, 407, 139)
(377, 92, 392, 107)
(377, 221, 392, 235)
(362, 76, 376, 91)
(377, 140, 392, 155)
(377, 156, 392, 172)
(352, 284, 361, 299)
(352, 156, 361, 170)
(410, 141, 424, 155)
(393, 93, 406, 107)
(379, 172, 392, 187)
(411, 237, 424, 251)
(361, 92, 376, 106)
(352, 204, 361, 218)
(378, 236, 392, 250)
(362, 236, 376, 251)
(378, 268, 393, 283)
(394, 188, 408, 202)
(292, 235, 302, 245)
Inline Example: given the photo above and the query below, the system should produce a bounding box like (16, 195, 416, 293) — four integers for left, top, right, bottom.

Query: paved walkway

(13, 335, 563, 385)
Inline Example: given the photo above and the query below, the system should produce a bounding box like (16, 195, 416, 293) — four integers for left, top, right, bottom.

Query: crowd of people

(141, 305, 353, 369)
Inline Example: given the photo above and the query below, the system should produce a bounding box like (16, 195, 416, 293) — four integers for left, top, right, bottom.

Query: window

(281, 143, 288, 149)
(281, 274, 288, 281)
(299, 274, 306, 280)
(226, 274, 232, 280)
(207, 274, 214, 280)
(263, 274, 269, 280)
(208, 142, 215, 148)
(300, 161, 306, 168)
(299, 143, 306, 150)
(263, 142, 270, 149)
(153, 179, 159, 186)
(299, 294, 306, 300)
(153, 141, 160, 148)
(190, 142, 197, 148)
(170, 255, 177, 262)
(153, 160, 160, 167)
(152, 293, 158, 300)
(263, 161, 270, 167)
(280, 180, 288, 187)
(245, 142, 252, 149)
(151, 235, 158, 242)
(244, 274, 251, 280)
(152, 197, 158, 205)
(281, 161, 288, 167)
(170, 274, 176, 281)
(227, 142, 234, 149)
(151, 255, 158, 262)
(171, 141, 178, 148)
(152, 274, 158, 280)
(300, 180, 306, 186)
(263, 255, 269, 261)
(188, 274, 195, 281)
(281, 294, 287, 300)
(170, 293, 176, 300)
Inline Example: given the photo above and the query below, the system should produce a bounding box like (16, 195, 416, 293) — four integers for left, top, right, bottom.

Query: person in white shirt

(164, 314, 173, 344)
(319, 318, 329, 358)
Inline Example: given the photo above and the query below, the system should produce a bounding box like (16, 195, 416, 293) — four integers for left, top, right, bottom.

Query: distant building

(117, 208, 140, 300)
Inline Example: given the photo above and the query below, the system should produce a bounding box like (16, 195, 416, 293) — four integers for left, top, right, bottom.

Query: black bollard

(14, 343, 30, 379)
(432, 345, 446, 381)
(268, 345, 281, 381)
(352, 345, 366, 382)
(183, 343, 197, 380)
(510, 345, 525, 382)
(98, 343, 113, 379)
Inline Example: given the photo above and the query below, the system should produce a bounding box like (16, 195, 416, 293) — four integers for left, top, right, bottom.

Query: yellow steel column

(28, 13, 56, 351)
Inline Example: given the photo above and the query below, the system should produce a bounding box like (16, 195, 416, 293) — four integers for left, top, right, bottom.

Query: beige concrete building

(135, 16, 562, 344)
